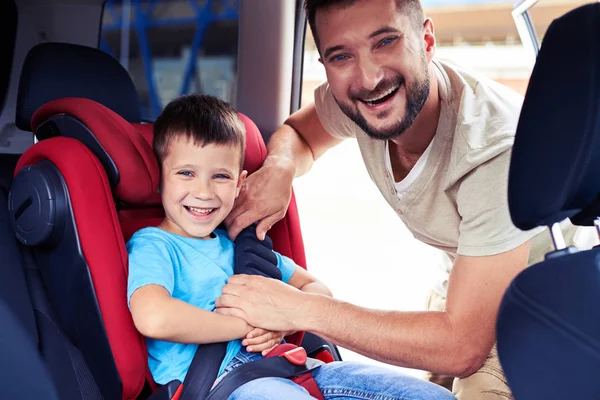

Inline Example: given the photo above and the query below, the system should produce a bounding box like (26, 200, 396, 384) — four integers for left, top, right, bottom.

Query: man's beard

(335, 69, 430, 141)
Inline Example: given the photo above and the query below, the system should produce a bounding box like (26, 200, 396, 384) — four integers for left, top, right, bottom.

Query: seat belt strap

(177, 342, 227, 400)
(206, 353, 324, 400)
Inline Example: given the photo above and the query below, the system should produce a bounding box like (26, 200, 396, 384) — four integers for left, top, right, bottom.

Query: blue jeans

(224, 348, 455, 400)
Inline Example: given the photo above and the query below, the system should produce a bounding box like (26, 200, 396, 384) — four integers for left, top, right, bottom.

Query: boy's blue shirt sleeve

(127, 236, 175, 306)
(274, 252, 297, 283)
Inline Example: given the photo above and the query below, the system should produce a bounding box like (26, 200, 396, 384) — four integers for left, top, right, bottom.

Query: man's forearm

(264, 123, 314, 178)
(301, 295, 487, 377)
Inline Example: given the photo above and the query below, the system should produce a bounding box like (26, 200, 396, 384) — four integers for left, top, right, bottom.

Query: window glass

(101, 0, 239, 120)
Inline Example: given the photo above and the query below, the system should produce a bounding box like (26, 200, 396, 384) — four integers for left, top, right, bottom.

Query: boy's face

(158, 136, 246, 239)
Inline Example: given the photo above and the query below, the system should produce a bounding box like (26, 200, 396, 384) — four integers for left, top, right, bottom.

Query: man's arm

(217, 241, 530, 377)
(235, 265, 333, 355)
(130, 285, 252, 344)
(226, 103, 343, 240)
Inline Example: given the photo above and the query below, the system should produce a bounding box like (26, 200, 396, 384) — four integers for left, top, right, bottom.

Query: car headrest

(508, 3, 600, 231)
(16, 42, 141, 132)
(30, 97, 267, 205)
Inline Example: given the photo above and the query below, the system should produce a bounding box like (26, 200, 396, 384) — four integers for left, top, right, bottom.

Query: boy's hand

(242, 328, 288, 356)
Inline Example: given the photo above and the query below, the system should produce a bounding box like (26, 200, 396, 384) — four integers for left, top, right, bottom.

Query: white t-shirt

(385, 139, 434, 200)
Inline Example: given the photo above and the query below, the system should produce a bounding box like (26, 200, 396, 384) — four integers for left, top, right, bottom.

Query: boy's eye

(177, 171, 193, 177)
(214, 173, 230, 180)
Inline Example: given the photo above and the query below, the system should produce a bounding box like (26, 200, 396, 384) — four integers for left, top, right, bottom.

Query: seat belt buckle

(281, 346, 308, 365)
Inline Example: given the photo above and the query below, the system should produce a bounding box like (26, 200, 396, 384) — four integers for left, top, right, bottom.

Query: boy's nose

(192, 182, 214, 200)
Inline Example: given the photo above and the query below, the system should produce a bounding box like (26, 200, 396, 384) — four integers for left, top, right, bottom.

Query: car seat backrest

(508, 3, 600, 231)
(497, 4, 600, 399)
(0, 186, 37, 345)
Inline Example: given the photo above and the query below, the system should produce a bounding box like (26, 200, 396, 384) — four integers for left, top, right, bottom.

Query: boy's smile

(158, 137, 247, 239)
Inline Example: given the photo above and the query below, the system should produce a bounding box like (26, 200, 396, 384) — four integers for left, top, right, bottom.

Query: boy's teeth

(188, 206, 213, 214)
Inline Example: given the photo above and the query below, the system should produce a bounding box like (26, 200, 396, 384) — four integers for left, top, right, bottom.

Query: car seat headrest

(508, 3, 600, 231)
(32, 98, 158, 205)
(16, 42, 141, 132)
(30, 97, 267, 206)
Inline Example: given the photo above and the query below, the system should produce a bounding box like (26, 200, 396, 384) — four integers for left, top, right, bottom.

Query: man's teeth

(364, 85, 399, 103)
(188, 206, 214, 214)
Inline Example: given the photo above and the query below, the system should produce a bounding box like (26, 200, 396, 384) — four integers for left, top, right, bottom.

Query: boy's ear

(236, 170, 248, 197)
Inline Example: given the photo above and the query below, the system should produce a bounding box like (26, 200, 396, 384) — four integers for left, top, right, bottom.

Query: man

(216, 0, 593, 398)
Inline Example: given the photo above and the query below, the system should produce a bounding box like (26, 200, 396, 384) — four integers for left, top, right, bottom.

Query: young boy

(127, 94, 455, 400)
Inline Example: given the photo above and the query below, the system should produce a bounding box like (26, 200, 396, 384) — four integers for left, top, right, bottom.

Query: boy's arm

(130, 284, 252, 344)
(286, 266, 332, 297)
(275, 251, 332, 297)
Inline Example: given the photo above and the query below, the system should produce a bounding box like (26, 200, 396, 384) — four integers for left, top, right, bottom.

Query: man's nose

(356, 55, 384, 92)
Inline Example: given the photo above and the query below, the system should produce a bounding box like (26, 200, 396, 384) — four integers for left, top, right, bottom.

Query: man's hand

(225, 161, 294, 241)
(215, 275, 315, 332)
(242, 328, 288, 355)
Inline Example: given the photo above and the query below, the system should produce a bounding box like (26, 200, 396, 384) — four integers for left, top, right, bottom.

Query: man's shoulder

(437, 60, 524, 182)
(313, 81, 360, 140)
(439, 59, 524, 145)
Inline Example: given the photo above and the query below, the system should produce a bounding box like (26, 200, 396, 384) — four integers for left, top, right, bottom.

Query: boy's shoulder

(127, 227, 175, 253)
(213, 228, 232, 242)
(129, 226, 167, 241)
(128, 227, 233, 251)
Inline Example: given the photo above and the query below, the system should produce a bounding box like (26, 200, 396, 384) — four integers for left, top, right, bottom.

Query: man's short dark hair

(153, 94, 246, 170)
(305, 0, 425, 53)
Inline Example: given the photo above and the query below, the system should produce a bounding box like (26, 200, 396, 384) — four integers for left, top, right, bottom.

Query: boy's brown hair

(153, 94, 246, 170)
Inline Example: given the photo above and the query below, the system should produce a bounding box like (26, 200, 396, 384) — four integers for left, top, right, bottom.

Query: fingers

(226, 274, 254, 286)
(242, 330, 285, 354)
(242, 330, 272, 346)
(245, 328, 268, 339)
(215, 293, 243, 308)
(255, 213, 283, 241)
(246, 337, 282, 354)
(226, 210, 258, 241)
(262, 345, 279, 356)
(214, 307, 246, 319)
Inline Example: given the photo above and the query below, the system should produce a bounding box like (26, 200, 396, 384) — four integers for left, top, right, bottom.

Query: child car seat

(9, 42, 324, 399)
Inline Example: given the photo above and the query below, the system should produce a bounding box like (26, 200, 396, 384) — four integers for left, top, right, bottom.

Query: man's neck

(388, 64, 441, 182)
(391, 64, 441, 156)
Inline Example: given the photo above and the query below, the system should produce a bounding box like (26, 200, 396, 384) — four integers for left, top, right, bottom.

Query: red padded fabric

(119, 208, 164, 243)
(31, 98, 160, 205)
(15, 137, 148, 400)
(237, 113, 307, 269)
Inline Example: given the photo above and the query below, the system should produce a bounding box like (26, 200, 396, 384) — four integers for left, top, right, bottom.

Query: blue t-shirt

(126, 227, 296, 384)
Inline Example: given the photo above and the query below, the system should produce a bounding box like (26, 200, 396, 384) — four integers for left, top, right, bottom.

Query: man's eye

(331, 54, 349, 63)
(379, 37, 397, 48)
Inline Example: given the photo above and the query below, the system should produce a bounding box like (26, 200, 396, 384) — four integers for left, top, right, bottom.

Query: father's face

(316, 0, 431, 140)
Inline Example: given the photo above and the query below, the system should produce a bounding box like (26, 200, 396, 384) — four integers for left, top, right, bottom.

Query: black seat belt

(178, 224, 282, 399)
(178, 342, 227, 400)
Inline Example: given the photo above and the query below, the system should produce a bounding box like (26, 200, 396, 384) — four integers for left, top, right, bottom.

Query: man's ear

(423, 18, 436, 62)
(236, 170, 248, 197)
